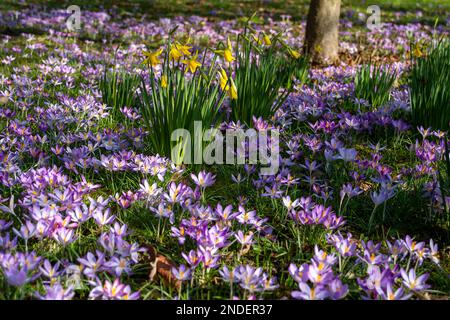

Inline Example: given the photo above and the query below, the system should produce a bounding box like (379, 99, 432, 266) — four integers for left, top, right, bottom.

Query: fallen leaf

(143, 244, 181, 290)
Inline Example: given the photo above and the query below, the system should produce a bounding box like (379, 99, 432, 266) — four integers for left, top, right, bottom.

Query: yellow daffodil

(142, 48, 163, 67)
(288, 48, 301, 59)
(181, 51, 202, 73)
(169, 46, 183, 61)
(176, 43, 192, 56)
(217, 67, 229, 91)
(215, 37, 235, 63)
(263, 33, 272, 46)
(413, 43, 423, 58)
(228, 77, 237, 100)
(217, 67, 237, 99)
(252, 34, 263, 45)
(161, 74, 168, 88)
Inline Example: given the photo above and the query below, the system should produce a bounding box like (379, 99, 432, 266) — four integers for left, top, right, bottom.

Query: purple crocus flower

(379, 283, 412, 300)
(92, 208, 115, 226)
(289, 263, 310, 283)
(219, 265, 238, 283)
(53, 227, 77, 246)
(235, 206, 257, 225)
(171, 264, 192, 281)
(370, 187, 395, 206)
(292, 283, 329, 300)
(428, 239, 440, 264)
(13, 220, 36, 240)
(191, 171, 216, 188)
(400, 268, 430, 292)
(328, 278, 349, 300)
(39, 259, 61, 279)
(0, 219, 13, 231)
(104, 256, 131, 276)
(337, 147, 357, 162)
(4, 267, 30, 287)
(234, 230, 254, 246)
(89, 278, 139, 300)
(78, 251, 105, 278)
(35, 284, 75, 300)
(403, 235, 425, 253)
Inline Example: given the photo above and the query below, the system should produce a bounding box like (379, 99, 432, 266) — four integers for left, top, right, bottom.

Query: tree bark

(304, 0, 341, 65)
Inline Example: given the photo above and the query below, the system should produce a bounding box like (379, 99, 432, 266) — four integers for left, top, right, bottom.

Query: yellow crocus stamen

(181, 51, 202, 73)
(142, 48, 163, 67)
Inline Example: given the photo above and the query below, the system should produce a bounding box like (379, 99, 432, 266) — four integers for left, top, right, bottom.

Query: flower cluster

(289, 246, 348, 300)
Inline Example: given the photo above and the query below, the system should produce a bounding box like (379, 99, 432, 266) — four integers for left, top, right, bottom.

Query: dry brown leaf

(144, 244, 181, 290)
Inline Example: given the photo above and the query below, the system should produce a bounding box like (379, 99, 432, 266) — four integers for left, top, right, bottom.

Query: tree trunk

(304, 0, 341, 65)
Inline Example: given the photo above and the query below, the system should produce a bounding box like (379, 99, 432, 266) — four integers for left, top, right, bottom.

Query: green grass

(2, 0, 450, 25)
(1, 0, 449, 301)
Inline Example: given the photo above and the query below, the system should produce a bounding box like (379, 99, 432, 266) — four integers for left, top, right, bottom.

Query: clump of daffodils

(141, 35, 237, 100)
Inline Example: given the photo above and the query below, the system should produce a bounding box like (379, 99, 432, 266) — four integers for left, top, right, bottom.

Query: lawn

(0, 0, 449, 300)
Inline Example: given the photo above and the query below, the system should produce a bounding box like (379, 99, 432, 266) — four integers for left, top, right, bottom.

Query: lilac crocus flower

(340, 183, 363, 200)
(78, 251, 105, 278)
(13, 220, 36, 240)
(235, 206, 257, 225)
(328, 278, 349, 300)
(400, 268, 430, 292)
(215, 203, 236, 221)
(200, 248, 220, 269)
(181, 250, 200, 267)
(282, 196, 300, 211)
(219, 265, 238, 283)
(191, 171, 216, 188)
(104, 256, 131, 276)
(292, 283, 329, 300)
(379, 283, 412, 300)
(89, 278, 139, 300)
(54, 227, 77, 246)
(235, 265, 265, 293)
(370, 187, 395, 206)
(39, 259, 61, 279)
(403, 235, 425, 253)
(288, 263, 309, 283)
(4, 267, 30, 287)
(337, 147, 357, 162)
(0, 219, 13, 231)
(234, 230, 254, 246)
(428, 239, 440, 264)
(92, 208, 115, 226)
(171, 264, 192, 281)
(386, 239, 407, 261)
(35, 284, 75, 300)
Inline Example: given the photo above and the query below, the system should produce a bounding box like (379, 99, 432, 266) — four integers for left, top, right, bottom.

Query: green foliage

(354, 62, 397, 108)
(410, 40, 450, 132)
(99, 70, 141, 122)
(410, 40, 450, 226)
(230, 26, 309, 126)
(139, 49, 227, 164)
